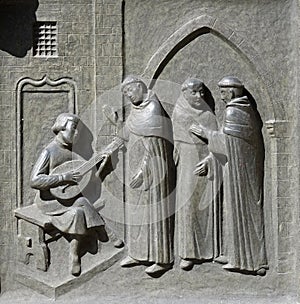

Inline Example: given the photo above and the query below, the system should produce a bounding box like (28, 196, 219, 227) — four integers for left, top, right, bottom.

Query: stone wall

(94, 0, 124, 238)
(0, 0, 124, 292)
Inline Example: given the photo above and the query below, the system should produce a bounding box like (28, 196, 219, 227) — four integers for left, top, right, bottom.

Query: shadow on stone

(222, 266, 268, 277)
(0, 0, 39, 57)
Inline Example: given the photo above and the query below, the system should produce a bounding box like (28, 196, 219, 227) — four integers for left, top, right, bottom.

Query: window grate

(33, 22, 57, 57)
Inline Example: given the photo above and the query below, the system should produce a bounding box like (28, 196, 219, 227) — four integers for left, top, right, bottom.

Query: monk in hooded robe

(190, 76, 268, 276)
(102, 75, 175, 275)
(172, 78, 223, 270)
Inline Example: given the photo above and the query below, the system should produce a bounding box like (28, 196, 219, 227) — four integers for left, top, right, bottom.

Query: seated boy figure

(30, 113, 108, 276)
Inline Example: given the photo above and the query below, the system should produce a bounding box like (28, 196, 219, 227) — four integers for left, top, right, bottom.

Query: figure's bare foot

(256, 267, 267, 276)
(179, 259, 193, 271)
(114, 239, 124, 248)
(71, 256, 81, 276)
(96, 226, 109, 242)
(120, 256, 140, 267)
(70, 238, 81, 276)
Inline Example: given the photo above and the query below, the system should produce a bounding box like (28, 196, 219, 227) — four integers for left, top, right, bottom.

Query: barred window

(33, 22, 57, 57)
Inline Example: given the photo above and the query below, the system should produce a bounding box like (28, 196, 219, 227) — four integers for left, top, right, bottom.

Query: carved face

(60, 120, 78, 145)
(183, 86, 205, 108)
(220, 88, 233, 103)
(122, 83, 144, 106)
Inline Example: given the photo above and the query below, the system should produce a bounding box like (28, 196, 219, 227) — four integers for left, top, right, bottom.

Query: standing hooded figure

(172, 78, 223, 270)
(103, 76, 175, 275)
(190, 76, 268, 275)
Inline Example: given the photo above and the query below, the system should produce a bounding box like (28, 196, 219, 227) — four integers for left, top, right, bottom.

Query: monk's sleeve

(102, 124, 130, 155)
(206, 129, 226, 156)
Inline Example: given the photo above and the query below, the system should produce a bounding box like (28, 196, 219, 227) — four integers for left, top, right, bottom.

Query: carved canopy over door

(16, 75, 77, 208)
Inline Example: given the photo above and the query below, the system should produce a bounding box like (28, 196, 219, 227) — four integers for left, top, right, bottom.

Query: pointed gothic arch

(142, 14, 283, 121)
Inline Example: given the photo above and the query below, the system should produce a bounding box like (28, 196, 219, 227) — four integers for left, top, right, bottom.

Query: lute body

(50, 153, 106, 200)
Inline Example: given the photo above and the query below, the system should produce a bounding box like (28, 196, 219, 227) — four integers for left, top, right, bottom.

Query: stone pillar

(94, 0, 125, 238)
(266, 120, 296, 284)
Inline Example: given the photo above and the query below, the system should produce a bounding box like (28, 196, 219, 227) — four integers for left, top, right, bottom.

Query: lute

(50, 152, 106, 200)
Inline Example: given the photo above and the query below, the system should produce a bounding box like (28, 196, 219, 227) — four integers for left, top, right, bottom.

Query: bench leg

(17, 219, 50, 271)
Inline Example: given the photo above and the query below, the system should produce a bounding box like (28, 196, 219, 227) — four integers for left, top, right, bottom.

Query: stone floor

(0, 257, 298, 304)
(0, 292, 297, 304)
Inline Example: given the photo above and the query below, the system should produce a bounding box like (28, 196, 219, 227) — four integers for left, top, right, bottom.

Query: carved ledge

(265, 120, 290, 138)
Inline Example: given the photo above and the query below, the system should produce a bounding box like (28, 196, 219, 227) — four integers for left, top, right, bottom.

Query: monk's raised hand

(103, 105, 118, 125)
(193, 160, 208, 176)
(173, 145, 180, 166)
(130, 170, 144, 189)
(189, 124, 207, 139)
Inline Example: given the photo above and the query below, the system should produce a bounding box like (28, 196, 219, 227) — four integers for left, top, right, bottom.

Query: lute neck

(77, 152, 105, 175)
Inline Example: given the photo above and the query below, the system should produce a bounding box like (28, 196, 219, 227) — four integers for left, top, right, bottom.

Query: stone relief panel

(102, 76, 176, 277)
(172, 78, 223, 271)
(14, 77, 124, 298)
(189, 76, 267, 275)
(140, 15, 278, 272)
(100, 73, 268, 278)
(3, 3, 295, 300)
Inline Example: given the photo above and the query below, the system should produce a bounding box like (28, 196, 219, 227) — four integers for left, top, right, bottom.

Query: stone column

(266, 120, 296, 285)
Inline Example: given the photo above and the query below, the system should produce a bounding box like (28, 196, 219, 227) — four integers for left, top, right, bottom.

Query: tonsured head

(121, 75, 148, 106)
(181, 77, 206, 108)
(218, 76, 244, 103)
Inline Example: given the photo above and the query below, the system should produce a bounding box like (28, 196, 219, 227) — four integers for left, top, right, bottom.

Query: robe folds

(120, 91, 175, 264)
(207, 96, 268, 271)
(172, 95, 223, 260)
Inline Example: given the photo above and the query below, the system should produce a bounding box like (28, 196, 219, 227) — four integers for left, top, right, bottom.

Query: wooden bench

(15, 203, 124, 272)
(14, 204, 59, 272)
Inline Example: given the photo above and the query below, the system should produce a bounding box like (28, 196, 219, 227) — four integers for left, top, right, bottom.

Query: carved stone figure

(190, 76, 268, 275)
(172, 78, 223, 270)
(30, 113, 109, 276)
(103, 76, 175, 275)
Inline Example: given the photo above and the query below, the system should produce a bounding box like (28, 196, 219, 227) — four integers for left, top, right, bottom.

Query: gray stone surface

(0, 0, 299, 302)
(0, 261, 297, 303)
(112, 76, 175, 276)
(124, 0, 300, 295)
(189, 76, 267, 275)
(173, 78, 222, 270)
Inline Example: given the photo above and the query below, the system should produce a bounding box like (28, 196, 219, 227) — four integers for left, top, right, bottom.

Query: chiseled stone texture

(0, 0, 299, 301)
(0, 0, 124, 293)
(0, 261, 298, 303)
(124, 0, 300, 296)
(94, 0, 124, 237)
